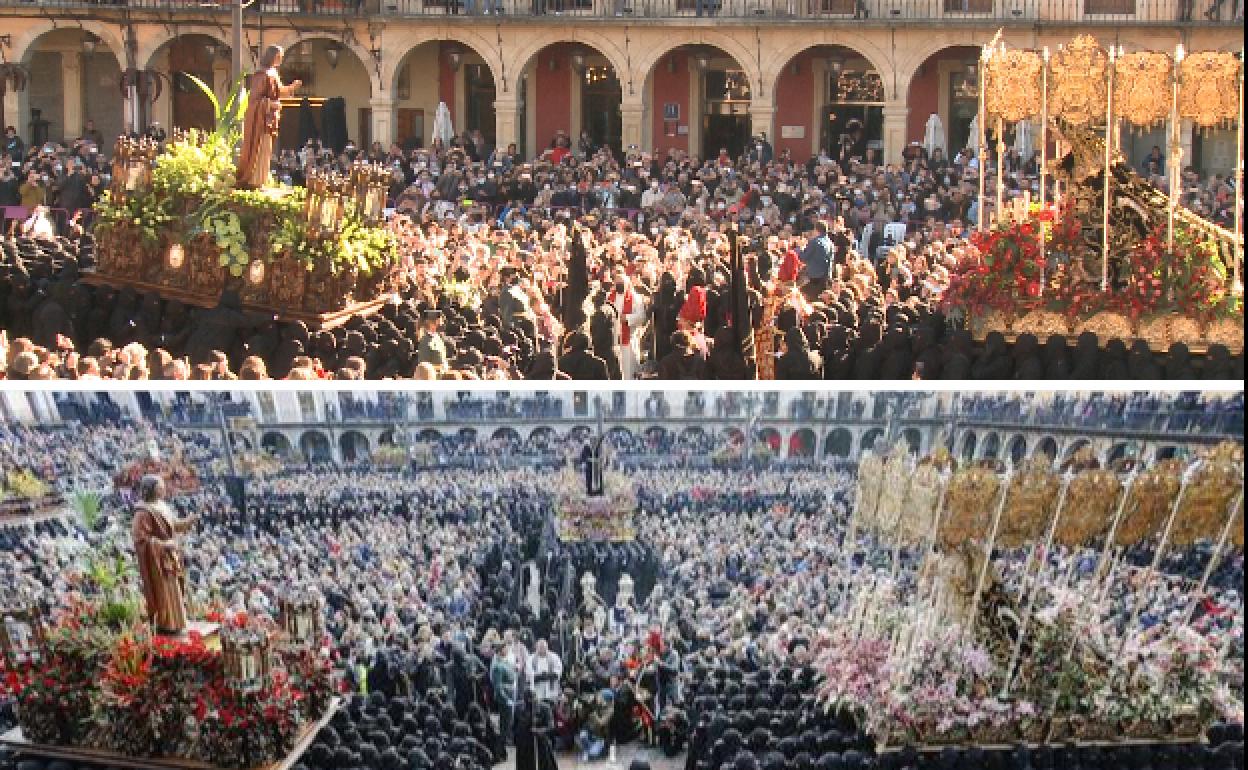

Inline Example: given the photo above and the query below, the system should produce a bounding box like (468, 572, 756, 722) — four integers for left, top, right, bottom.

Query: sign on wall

(781, 125, 806, 139)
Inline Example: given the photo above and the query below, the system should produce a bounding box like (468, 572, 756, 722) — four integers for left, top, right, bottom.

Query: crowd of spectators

(1, 118, 1242, 380)
(0, 416, 1243, 770)
(958, 391, 1245, 437)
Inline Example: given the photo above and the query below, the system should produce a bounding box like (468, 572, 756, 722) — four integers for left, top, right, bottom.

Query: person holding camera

(18, 170, 46, 209)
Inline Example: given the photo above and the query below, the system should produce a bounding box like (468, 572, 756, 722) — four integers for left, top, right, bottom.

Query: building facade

(0, 3, 1240, 170)
(4, 390, 1240, 468)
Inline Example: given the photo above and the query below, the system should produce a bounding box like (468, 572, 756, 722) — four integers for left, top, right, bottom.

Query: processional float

(956, 35, 1244, 354)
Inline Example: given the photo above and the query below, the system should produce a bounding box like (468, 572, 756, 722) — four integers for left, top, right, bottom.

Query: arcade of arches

(2, 21, 1239, 170)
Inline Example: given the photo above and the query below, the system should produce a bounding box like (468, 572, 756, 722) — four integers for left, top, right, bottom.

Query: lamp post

(232, 0, 245, 81)
(213, 393, 240, 479)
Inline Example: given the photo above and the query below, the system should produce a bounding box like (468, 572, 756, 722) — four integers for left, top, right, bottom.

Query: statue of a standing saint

(132, 475, 198, 635)
(235, 45, 302, 190)
(579, 438, 606, 497)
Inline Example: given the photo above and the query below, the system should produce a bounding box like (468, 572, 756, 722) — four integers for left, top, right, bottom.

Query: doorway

(704, 114, 751, 159)
(465, 63, 497, 145)
(703, 70, 751, 159)
(169, 38, 215, 131)
(582, 68, 622, 158)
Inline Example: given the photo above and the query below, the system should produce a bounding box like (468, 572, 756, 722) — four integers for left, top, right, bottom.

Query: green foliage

(98, 597, 142, 629)
(183, 72, 249, 147)
(72, 490, 103, 532)
(92, 75, 399, 280)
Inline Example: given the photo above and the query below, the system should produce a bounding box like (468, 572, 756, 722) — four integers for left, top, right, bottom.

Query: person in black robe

(514, 689, 559, 770)
(651, 271, 684, 364)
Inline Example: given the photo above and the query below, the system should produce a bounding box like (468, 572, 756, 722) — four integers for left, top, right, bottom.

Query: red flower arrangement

(9, 599, 333, 769)
(941, 221, 1047, 319)
(942, 201, 1241, 326)
(113, 457, 201, 496)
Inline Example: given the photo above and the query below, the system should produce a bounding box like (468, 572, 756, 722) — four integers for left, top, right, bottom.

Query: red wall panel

(650, 51, 690, 155)
(774, 51, 815, 161)
(534, 45, 572, 153)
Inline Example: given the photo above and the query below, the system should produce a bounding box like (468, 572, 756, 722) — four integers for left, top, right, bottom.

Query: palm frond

(183, 72, 222, 122)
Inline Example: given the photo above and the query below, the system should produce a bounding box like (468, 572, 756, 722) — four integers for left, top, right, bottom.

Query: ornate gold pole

(1179, 491, 1243, 628)
(1039, 47, 1050, 296)
(1168, 45, 1184, 251)
(964, 470, 1012, 641)
(1001, 474, 1072, 698)
(1102, 45, 1119, 292)
(978, 45, 989, 233)
(1115, 465, 1195, 664)
(1235, 47, 1245, 294)
(996, 117, 1006, 228)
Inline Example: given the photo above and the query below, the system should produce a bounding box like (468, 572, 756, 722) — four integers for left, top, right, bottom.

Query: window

(943, 0, 992, 10)
(574, 392, 589, 417)
(298, 393, 318, 421)
(1084, 0, 1134, 12)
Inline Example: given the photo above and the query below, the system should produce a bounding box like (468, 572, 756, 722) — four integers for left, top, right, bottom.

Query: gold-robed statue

(131, 475, 199, 635)
(236, 45, 303, 190)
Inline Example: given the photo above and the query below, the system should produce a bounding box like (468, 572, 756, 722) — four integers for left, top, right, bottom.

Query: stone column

(748, 102, 776, 147)
(3, 89, 23, 140)
(494, 96, 521, 154)
(620, 101, 645, 152)
(63, 52, 85, 140)
(882, 101, 910, 166)
(369, 96, 396, 147)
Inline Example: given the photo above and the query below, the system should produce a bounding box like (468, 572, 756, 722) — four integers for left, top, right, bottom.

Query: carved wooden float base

(80, 270, 388, 331)
(0, 698, 339, 770)
(971, 309, 1244, 355)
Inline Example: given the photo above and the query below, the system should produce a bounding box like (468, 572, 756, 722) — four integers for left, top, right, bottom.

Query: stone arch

(643, 426, 669, 449)
(1034, 436, 1059, 462)
(637, 37, 760, 100)
(759, 427, 782, 453)
(825, 428, 853, 458)
(678, 426, 708, 448)
(860, 428, 885, 454)
(1154, 445, 1180, 462)
(300, 430, 332, 462)
(1063, 438, 1092, 462)
(529, 426, 558, 446)
(764, 39, 892, 102)
(1106, 442, 1132, 468)
(893, 37, 985, 107)
(1006, 434, 1028, 466)
(960, 431, 978, 462)
(980, 432, 1002, 461)
(378, 428, 398, 446)
(138, 28, 231, 76)
(902, 428, 923, 456)
(789, 428, 817, 458)
(568, 425, 593, 443)
(339, 430, 371, 463)
(898, 41, 983, 152)
(381, 30, 505, 98)
(606, 426, 636, 447)
(261, 431, 293, 456)
(267, 30, 381, 96)
(457, 426, 479, 443)
(492, 426, 522, 444)
(418, 428, 445, 443)
(13, 21, 127, 71)
(509, 32, 634, 97)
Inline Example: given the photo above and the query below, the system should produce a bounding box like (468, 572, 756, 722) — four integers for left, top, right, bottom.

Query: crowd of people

(1, 119, 1243, 381)
(0, 410, 1244, 770)
(958, 392, 1246, 436)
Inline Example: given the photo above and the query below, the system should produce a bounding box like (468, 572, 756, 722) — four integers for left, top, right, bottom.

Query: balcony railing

(0, 0, 1237, 22)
